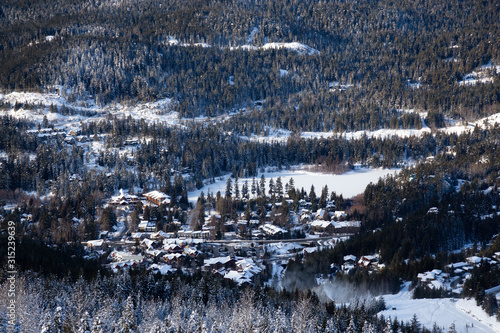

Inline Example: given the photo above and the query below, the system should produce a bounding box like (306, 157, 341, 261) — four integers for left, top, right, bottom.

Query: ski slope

(378, 283, 500, 332)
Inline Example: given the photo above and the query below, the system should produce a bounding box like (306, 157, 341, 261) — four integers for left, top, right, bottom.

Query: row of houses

(341, 254, 383, 273)
(309, 220, 361, 235)
(108, 189, 170, 207)
(415, 255, 500, 295)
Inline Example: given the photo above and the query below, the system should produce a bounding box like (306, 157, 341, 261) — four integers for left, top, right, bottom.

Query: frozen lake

(189, 167, 399, 202)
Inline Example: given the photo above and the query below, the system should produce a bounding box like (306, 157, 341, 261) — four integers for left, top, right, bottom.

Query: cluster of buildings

(415, 254, 500, 296)
(341, 254, 385, 273)
(81, 187, 368, 286)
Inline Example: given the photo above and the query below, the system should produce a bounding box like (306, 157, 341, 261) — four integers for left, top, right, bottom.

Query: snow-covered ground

(244, 110, 500, 143)
(163, 34, 319, 55)
(188, 167, 399, 202)
(378, 283, 500, 333)
(458, 62, 500, 86)
(231, 42, 319, 55)
(3, 90, 500, 142)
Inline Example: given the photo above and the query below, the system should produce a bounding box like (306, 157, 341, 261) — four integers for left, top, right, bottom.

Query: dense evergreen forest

(1, 0, 499, 131)
(1, 0, 500, 331)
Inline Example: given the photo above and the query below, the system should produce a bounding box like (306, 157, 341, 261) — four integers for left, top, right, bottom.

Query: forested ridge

(1, 0, 499, 131)
(1, 1, 500, 331)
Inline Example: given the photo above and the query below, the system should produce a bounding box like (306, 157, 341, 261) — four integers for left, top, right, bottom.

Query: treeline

(1, 114, 488, 197)
(0, 266, 447, 333)
(2, 114, 499, 198)
(1, 0, 500, 132)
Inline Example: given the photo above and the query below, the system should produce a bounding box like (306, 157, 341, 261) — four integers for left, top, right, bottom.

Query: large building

(144, 190, 171, 205)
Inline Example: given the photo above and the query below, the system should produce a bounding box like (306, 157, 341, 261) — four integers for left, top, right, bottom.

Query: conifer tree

(118, 296, 137, 333)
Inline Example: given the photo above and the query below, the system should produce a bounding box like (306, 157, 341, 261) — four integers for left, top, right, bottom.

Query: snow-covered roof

(260, 223, 286, 235)
(148, 264, 175, 275)
(332, 221, 362, 228)
(344, 255, 357, 262)
(466, 256, 484, 264)
(86, 239, 104, 247)
(151, 231, 171, 239)
(141, 239, 155, 249)
(334, 211, 346, 218)
(447, 262, 469, 269)
(204, 256, 234, 266)
(427, 207, 439, 214)
(315, 209, 325, 217)
(144, 190, 170, 204)
(310, 220, 332, 229)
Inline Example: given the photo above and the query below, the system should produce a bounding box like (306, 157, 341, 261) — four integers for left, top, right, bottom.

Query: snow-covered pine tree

(362, 320, 376, 333)
(78, 311, 92, 333)
(91, 317, 104, 333)
(118, 295, 137, 333)
(273, 307, 290, 333)
(384, 316, 392, 333)
(290, 297, 313, 333)
(346, 314, 357, 333)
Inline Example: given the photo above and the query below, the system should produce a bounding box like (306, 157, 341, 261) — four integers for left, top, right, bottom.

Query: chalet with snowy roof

(109, 189, 139, 206)
(138, 220, 156, 232)
(315, 209, 326, 219)
(358, 254, 379, 268)
(332, 221, 361, 233)
(417, 269, 451, 290)
(427, 207, 439, 214)
(140, 239, 159, 250)
(466, 256, 489, 266)
(223, 258, 263, 285)
(151, 231, 174, 240)
(144, 190, 170, 205)
(177, 230, 210, 239)
(259, 224, 286, 237)
(446, 262, 472, 276)
(333, 211, 347, 220)
(163, 253, 185, 265)
(85, 239, 107, 251)
(184, 246, 202, 257)
(148, 263, 175, 275)
(342, 255, 357, 273)
(310, 220, 335, 234)
(164, 243, 183, 253)
(203, 255, 236, 272)
(108, 251, 144, 264)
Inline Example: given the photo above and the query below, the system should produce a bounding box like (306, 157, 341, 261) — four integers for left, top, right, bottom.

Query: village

(81, 186, 368, 286)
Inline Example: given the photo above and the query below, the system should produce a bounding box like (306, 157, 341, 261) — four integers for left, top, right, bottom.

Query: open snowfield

(244, 110, 500, 143)
(378, 283, 500, 333)
(188, 167, 399, 203)
(0, 91, 179, 130)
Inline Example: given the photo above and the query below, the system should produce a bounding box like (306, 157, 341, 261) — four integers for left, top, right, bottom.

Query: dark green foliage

(1, 0, 500, 131)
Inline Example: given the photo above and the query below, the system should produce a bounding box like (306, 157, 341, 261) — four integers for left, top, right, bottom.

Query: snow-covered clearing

(3, 91, 500, 144)
(230, 42, 319, 55)
(165, 36, 211, 48)
(0, 91, 180, 130)
(244, 110, 500, 143)
(378, 283, 500, 332)
(458, 62, 500, 86)
(164, 34, 319, 55)
(188, 167, 399, 203)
